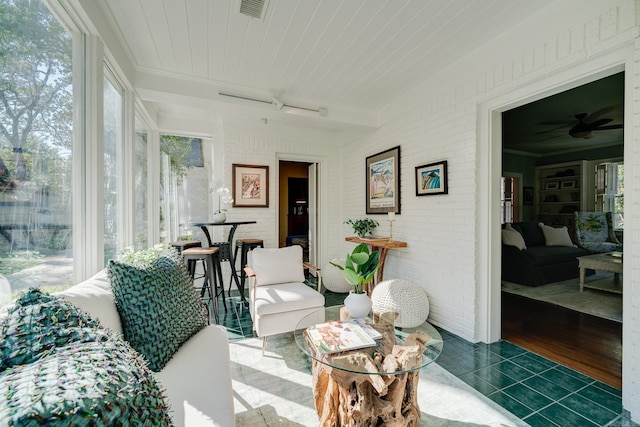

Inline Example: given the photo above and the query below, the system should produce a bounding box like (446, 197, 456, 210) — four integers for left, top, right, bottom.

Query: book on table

(341, 318, 382, 340)
(306, 320, 379, 354)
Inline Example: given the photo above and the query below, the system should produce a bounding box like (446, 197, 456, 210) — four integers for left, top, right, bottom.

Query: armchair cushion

(251, 245, 305, 286)
(254, 282, 326, 316)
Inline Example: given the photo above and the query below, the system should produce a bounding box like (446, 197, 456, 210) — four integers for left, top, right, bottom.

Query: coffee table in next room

(577, 252, 623, 293)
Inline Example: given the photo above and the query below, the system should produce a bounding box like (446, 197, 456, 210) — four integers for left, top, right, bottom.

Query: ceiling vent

(240, 0, 267, 19)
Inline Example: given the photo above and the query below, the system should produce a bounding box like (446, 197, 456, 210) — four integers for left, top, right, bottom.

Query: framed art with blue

(415, 160, 448, 196)
(366, 146, 401, 214)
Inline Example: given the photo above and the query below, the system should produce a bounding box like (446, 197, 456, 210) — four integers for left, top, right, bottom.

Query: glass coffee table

(294, 305, 443, 426)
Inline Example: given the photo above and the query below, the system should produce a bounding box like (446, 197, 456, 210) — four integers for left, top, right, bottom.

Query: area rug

(501, 272, 622, 323)
(230, 334, 527, 426)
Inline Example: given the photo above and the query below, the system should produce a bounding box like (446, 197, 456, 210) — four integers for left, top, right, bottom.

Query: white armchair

(245, 245, 325, 353)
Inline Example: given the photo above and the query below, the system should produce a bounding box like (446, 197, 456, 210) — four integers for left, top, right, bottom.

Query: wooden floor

(501, 291, 622, 390)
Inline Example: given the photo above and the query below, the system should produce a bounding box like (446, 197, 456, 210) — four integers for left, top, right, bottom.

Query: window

(501, 176, 520, 224)
(159, 135, 198, 242)
(103, 71, 124, 264)
(595, 161, 624, 229)
(0, 0, 74, 303)
(134, 117, 149, 249)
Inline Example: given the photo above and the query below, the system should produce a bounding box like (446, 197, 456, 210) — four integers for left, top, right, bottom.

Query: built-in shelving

(535, 161, 588, 230)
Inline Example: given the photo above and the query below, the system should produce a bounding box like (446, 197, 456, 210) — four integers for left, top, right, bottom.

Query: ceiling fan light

(571, 130, 591, 138)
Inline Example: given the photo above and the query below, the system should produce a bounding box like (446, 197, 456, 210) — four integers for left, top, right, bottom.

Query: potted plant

(331, 243, 381, 317)
(210, 182, 233, 223)
(345, 218, 379, 238)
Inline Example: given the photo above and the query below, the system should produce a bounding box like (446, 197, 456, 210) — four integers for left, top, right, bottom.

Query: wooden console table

(345, 236, 407, 287)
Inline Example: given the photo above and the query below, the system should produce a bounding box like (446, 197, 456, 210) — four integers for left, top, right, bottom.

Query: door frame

(478, 47, 631, 344)
(276, 153, 328, 268)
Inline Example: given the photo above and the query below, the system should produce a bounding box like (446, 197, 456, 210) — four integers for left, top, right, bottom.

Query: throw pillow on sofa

(108, 248, 208, 372)
(0, 288, 172, 425)
(0, 288, 105, 371)
(502, 224, 527, 250)
(0, 336, 172, 425)
(539, 223, 576, 247)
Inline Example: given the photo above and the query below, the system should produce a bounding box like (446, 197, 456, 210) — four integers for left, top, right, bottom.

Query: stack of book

(306, 319, 382, 354)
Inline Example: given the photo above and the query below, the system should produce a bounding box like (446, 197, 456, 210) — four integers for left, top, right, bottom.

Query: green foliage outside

(0, 251, 42, 275)
(119, 242, 172, 264)
(0, 0, 73, 186)
(160, 135, 196, 184)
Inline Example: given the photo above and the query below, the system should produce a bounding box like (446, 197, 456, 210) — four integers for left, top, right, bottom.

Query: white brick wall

(340, 0, 639, 419)
(174, 0, 640, 419)
(220, 128, 347, 265)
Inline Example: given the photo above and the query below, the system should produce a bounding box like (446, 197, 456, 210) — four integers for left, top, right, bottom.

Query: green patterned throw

(0, 288, 173, 425)
(108, 248, 208, 372)
(0, 288, 105, 371)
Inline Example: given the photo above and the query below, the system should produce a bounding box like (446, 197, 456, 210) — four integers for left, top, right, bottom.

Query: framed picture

(366, 146, 400, 214)
(232, 164, 269, 207)
(523, 186, 534, 206)
(415, 160, 448, 196)
(545, 181, 560, 190)
(561, 180, 576, 189)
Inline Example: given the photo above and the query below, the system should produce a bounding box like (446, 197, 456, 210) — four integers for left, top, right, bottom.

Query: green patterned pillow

(0, 287, 106, 371)
(108, 249, 208, 372)
(0, 338, 173, 426)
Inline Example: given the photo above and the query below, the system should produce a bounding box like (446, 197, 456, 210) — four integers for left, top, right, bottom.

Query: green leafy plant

(330, 243, 380, 294)
(119, 243, 171, 264)
(344, 218, 379, 238)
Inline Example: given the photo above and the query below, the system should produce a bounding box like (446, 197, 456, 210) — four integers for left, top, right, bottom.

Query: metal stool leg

(213, 252, 226, 313)
(203, 255, 220, 324)
(229, 243, 241, 295)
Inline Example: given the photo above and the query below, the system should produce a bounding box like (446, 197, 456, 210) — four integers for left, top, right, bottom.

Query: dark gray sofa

(502, 222, 591, 286)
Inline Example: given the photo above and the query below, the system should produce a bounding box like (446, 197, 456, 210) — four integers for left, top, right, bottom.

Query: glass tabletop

(294, 305, 443, 375)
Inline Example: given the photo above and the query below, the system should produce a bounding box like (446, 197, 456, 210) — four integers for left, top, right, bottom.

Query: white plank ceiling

(101, 0, 557, 132)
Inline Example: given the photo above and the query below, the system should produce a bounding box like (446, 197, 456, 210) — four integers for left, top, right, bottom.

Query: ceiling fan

(538, 110, 623, 139)
(567, 112, 623, 139)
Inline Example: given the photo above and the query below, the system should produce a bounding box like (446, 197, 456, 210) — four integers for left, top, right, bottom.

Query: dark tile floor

(216, 282, 636, 427)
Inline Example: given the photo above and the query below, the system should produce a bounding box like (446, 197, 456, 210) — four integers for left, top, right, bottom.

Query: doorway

(278, 160, 316, 264)
(499, 72, 624, 388)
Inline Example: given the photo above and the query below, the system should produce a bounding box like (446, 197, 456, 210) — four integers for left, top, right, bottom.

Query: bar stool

(171, 240, 202, 273)
(230, 238, 264, 296)
(170, 240, 202, 254)
(182, 247, 225, 324)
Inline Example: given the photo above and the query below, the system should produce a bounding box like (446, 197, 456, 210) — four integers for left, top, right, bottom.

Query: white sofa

(0, 270, 236, 427)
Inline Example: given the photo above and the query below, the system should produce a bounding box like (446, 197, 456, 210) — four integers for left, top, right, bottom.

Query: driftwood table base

(308, 310, 429, 426)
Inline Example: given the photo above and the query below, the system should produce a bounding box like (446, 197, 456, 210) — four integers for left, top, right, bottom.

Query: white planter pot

(344, 291, 372, 318)
(212, 212, 226, 223)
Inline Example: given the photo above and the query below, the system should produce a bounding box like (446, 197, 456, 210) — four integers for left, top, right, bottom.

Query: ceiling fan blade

(585, 106, 616, 121)
(588, 118, 612, 128)
(536, 124, 571, 134)
(537, 120, 575, 126)
(593, 124, 623, 130)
